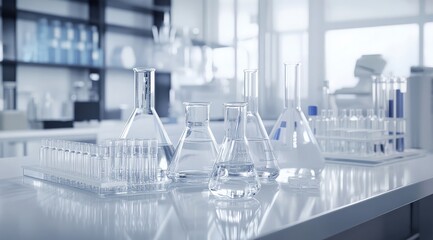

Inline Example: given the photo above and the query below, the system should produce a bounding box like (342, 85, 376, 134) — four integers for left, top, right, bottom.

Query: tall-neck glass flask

(269, 63, 325, 188)
(209, 103, 261, 199)
(120, 67, 174, 180)
(168, 102, 219, 184)
(243, 69, 279, 181)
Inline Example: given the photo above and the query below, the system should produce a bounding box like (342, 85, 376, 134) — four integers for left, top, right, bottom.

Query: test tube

(89, 144, 97, 179)
(49, 139, 58, 169)
(374, 75, 388, 116)
(114, 139, 124, 181)
(98, 145, 109, 181)
(389, 76, 397, 153)
(348, 109, 358, 153)
(339, 109, 349, 153)
(378, 109, 389, 155)
(63, 141, 71, 172)
(366, 109, 376, 155)
(127, 139, 136, 184)
(57, 140, 65, 171)
(39, 139, 49, 167)
(318, 109, 329, 152)
(105, 139, 116, 180)
(327, 109, 338, 153)
(148, 139, 158, 182)
(395, 76, 406, 152)
(135, 139, 144, 183)
(75, 142, 83, 175)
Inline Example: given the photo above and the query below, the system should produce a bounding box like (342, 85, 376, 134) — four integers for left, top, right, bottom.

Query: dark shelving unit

(4, 59, 103, 70)
(1, 0, 171, 120)
(106, 24, 153, 37)
(17, 9, 90, 25)
(106, 0, 169, 14)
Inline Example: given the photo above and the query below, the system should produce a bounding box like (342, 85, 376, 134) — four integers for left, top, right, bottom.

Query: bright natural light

(325, 24, 419, 92)
(324, 0, 419, 22)
(425, 22, 433, 67)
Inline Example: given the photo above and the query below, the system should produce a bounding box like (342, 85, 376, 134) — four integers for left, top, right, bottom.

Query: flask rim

(133, 67, 156, 72)
(224, 102, 247, 107)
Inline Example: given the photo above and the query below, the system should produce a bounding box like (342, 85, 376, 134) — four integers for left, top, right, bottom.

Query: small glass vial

(169, 102, 219, 184)
(307, 106, 318, 135)
(208, 102, 261, 199)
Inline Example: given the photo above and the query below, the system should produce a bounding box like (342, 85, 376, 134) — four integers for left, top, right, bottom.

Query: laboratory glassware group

(308, 75, 406, 157)
(32, 64, 408, 199)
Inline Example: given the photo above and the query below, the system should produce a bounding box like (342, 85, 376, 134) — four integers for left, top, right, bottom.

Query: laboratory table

(1, 154, 433, 239)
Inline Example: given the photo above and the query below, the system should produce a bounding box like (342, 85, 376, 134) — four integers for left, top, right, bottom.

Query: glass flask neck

(224, 103, 247, 140)
(134, 67, 155, 111)
(284, 63, 302, 110)
(243, 69, 259, 113)
(184, 102, 210, 127)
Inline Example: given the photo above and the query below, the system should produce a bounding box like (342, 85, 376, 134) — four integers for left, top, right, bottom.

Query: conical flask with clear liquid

(168, 102, 219, 184)
(243, 69, 279, 181)
(209, 102, 261, 199)
(269, 63, 325, 188)
(120, 67, 174, 180)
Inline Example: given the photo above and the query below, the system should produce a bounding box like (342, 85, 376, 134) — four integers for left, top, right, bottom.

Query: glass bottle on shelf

(77, 24, 89, 65)
(90, 25, 101, 66)
(168, 102, 219, 184)
(49, 20, 62, 64)
(208, 102, 261, 199)
(61, 22, 76, 65)
(269, 63, 325, 188)
(243, 69, 279, 181)
(121, 68, 175, 181)
(37, 18, 49, 63)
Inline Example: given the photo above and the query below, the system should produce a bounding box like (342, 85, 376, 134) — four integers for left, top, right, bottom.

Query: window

(273, 0, 308, 31)
(324, 0, 419, 22)
(425, 22, 433, 66)
(325, 24, 419, 92)
(427, 0, 433, 14)
(279, 32, 309, 97)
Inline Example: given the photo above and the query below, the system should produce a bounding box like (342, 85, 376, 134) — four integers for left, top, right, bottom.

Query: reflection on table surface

(0, 155, 431, 240)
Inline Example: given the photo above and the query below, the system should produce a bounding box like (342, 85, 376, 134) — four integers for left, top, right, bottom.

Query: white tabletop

(0, 154, 432, 239)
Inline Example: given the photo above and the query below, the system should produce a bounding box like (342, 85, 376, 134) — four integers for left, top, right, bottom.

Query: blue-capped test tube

(386, 75, 398, 154)
(395, 77, 406, 152)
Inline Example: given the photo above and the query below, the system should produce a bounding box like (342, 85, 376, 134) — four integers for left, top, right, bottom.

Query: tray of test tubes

(309, 108, 424, 163)
(22, 139, 171, 197)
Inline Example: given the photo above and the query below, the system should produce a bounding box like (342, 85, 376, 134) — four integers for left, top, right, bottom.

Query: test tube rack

(314, 122, 423, 163)
(22, 139, 171, 197)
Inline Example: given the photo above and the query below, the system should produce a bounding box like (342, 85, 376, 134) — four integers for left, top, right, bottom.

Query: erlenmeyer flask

(209, 102, 261, 199)
(120, 67, 174, 180)
(243, 69, 279, 181)
(269, 63, 325, 188)
(168, 102, 219, 184)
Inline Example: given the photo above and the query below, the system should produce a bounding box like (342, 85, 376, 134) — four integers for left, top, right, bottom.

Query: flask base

(208, 162, 261, 199)
(276, 168, 321, 189)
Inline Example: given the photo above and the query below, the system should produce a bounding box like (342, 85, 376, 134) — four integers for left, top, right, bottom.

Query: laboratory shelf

(106, 0, 169, 14)
(2, 59, 103, 71)
(105, 24, 153, 37)
(1, 0, 171, 121)
(191, 39, 231, 48)
(16, 9, 92, 25)
(105, 66, 171, 75)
